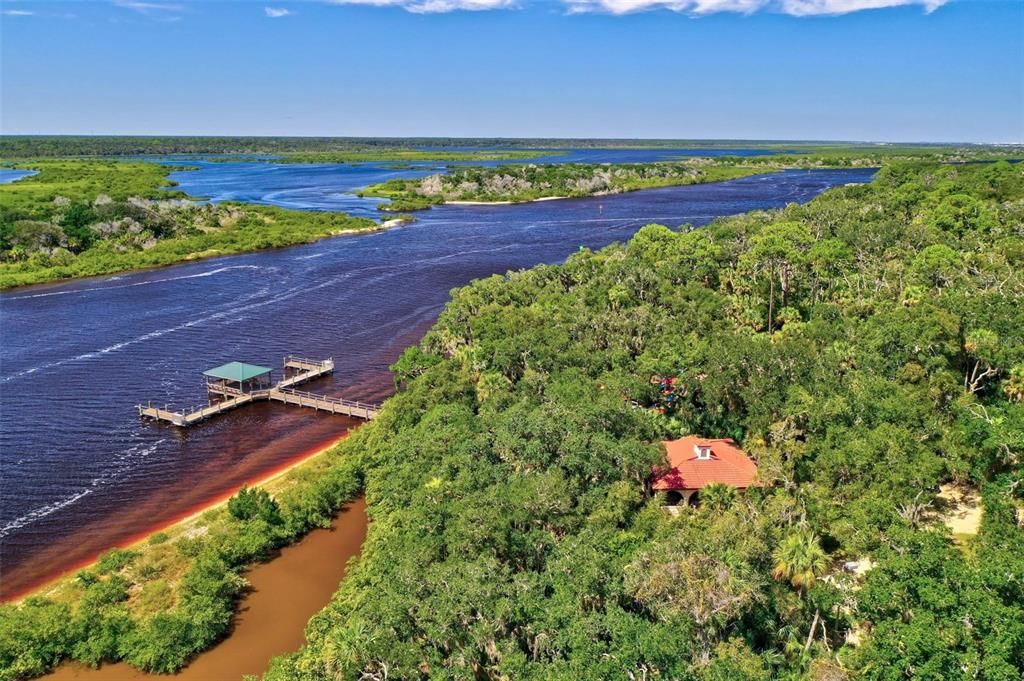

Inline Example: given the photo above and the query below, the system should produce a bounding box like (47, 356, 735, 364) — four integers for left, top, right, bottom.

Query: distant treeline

(1, 135, 1018, 158)
(0, 136, 433, 157)
(0, 136, 545, 160)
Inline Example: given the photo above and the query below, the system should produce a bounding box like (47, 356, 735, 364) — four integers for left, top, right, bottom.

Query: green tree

(739, 221, 813, 332)
(60, 203, 98, 252)
(772, 529, 829, 653)
(700, 483, 738, 511)
(227, 485, 283, 525)
(627, 544, 760, 664)
(854, 524, 1024, 680)
(910, 244, 961, 292)
(0, 599, 74, 680)
(922, 193, 996, 236)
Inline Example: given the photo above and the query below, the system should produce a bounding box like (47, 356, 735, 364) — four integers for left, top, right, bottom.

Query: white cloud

(113, 1, 184, 13)
(265, 6, 294, 16)
(327, 0, 946, 14)
(328, 0, 516, 13)
(2, 9, 35, 15)
(779, 0, 945, 15)
(564, 0, 947, 14)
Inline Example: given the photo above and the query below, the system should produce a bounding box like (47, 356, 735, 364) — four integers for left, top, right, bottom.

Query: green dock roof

(203, 361, 272, 382)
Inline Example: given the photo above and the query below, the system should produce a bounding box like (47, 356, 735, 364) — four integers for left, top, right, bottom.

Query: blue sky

(1, 0, 1021, 142)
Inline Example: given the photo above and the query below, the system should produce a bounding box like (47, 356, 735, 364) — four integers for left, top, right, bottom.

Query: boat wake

(4, 265, 263, 301)
(0, 439, 166, 539)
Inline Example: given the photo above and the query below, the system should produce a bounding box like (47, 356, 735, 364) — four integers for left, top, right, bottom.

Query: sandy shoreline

(444, 195, 570, 206)
(14, 430, 352, 604)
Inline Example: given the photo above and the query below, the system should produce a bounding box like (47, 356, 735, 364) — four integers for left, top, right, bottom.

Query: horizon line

(1, 133, 1021, 146)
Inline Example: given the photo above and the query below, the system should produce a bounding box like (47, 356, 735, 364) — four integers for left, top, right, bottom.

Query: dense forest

(1, 161, 1021, 680)
(362, 162, 765, 210)
(0, 136, 481, 158)
(268, 161, 1024, 680)
(0, 137, 542, 162)
(0, 161, 376, 288)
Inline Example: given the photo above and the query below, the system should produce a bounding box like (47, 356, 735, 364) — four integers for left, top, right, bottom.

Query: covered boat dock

(137, 356, 380, 427)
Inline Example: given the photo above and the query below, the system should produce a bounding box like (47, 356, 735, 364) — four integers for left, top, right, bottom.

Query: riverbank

(0, 167, 885, 681)
(12, 430, 353, 605)
(0, 160, 387, 290)
(42, 497, 368, 681)
(445, 195, 570, 205)
(0, 418, 372, 678)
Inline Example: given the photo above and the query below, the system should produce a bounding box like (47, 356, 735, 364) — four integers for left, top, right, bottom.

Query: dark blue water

(163, 147, 785, 218)
(166, 160, 432, 218)
(0, 165, 874, 598)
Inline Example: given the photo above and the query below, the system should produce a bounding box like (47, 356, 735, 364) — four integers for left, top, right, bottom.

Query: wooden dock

(269, 387, 380, 420)
(138, 356, 381, 427)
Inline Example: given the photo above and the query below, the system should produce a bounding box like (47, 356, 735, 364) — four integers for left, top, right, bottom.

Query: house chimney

(694, 443, 712, 460)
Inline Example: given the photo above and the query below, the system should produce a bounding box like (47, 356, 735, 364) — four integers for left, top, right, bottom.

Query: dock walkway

(138, 356, 380, 427)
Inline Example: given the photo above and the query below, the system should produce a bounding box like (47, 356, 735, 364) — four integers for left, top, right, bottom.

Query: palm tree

(772, 529, 829, 653)
(700, 482, 737, 511)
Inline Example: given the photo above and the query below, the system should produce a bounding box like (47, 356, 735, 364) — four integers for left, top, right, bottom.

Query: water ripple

(0, 166, 875, 598)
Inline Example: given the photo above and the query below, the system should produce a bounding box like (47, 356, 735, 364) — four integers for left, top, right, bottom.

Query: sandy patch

(937, 483, 983, 536)
(444, 196, 570, 206)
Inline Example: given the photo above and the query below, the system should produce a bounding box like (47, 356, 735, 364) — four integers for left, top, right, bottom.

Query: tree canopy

(262, 161, 1024, 679)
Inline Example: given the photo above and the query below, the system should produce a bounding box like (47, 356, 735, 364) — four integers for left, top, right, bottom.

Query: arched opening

(665, 490, 683, 506)
(687, 491, 700, 507)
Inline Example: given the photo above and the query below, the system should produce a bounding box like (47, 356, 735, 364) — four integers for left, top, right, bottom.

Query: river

(157, 146, 784, 218)
(0, 162, 875, 601)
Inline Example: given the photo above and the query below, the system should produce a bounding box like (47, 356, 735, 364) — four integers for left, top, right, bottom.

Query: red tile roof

(651, 436, 758, 491)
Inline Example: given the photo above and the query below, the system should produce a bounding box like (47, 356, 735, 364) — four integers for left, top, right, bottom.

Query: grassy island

(3, 160, 1021, 680)
(361, 161, 769, 211)
(0, 160, 378, 289)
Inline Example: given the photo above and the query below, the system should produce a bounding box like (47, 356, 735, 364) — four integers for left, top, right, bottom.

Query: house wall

(663, 489, 699, 507)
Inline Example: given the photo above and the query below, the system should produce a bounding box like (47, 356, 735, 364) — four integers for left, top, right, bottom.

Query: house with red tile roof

(652, 436, 758, 506)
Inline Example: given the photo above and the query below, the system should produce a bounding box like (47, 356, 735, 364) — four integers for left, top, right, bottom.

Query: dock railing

(284, 355, 334, 371)
(273, 386, 380, 412)
(138, 356, 375, 426)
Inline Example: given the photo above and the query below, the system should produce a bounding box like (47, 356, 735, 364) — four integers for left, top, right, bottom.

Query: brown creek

(44, 498, 368, 681)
